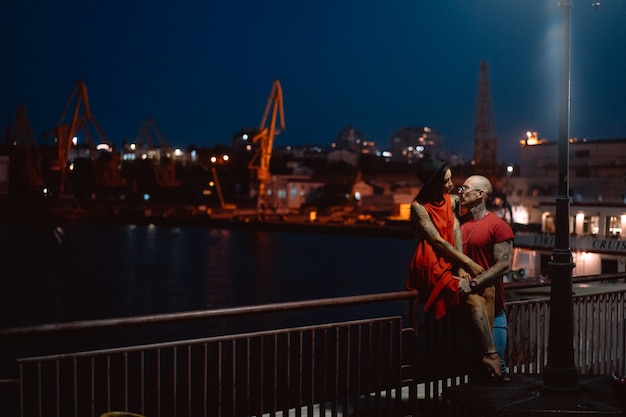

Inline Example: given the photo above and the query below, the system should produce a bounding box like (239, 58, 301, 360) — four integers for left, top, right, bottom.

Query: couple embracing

(406, 156, 514, 383)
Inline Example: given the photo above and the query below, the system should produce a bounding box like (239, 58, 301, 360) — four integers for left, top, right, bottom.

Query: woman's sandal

(482, 351, 509, 383)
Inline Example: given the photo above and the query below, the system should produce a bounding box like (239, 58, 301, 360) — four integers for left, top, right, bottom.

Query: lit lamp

(210, 154, 230, 165)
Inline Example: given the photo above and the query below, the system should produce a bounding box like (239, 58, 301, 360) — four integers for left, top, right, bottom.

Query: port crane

(44, 78, 125, 194)
(248, 79, 285, 210)
(209, 154, 237, 210)
(7, 103, 44, 192)
(134, 117, 182, 187)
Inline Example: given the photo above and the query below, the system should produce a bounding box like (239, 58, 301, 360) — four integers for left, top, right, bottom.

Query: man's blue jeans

(493, 310, 509, 375)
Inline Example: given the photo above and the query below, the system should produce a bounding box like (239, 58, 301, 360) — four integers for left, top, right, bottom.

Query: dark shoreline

(153, 215, 415, 239)
(0, 203, 415, 239)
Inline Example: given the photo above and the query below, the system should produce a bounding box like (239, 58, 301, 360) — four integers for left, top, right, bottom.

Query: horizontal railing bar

(0, 290, 417, 337)
(505, 272, 626, 290)
(17, 317, 404, 363)
(4, 273, 624, 337)
(507, 284, 626, 307)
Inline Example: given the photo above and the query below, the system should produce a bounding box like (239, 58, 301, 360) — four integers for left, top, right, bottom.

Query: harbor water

(0, 222, 414, 328)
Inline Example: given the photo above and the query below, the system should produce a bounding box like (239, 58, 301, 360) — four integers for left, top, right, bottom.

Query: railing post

(0, 379, 19, 417)
(407, 291, 419, 416)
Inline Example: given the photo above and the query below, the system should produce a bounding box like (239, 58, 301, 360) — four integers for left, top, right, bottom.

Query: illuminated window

(544, 214, 555, 234)
(582, 215, 599, 236)
(606, 216, 621, 237)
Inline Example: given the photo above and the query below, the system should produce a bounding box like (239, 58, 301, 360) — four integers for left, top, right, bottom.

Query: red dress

(406, 194, 460, 320)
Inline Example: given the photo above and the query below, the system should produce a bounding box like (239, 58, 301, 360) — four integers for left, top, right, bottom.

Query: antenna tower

(473, 61, 498, 174)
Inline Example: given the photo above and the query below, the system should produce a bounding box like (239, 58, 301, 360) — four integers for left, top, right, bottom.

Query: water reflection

(0, 224, 412, 327)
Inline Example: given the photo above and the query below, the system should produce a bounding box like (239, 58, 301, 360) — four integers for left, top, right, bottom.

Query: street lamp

(541, 0, 579, 395)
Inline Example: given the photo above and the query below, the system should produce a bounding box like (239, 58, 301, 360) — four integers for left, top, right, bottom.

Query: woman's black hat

(415, 156, 447, 190)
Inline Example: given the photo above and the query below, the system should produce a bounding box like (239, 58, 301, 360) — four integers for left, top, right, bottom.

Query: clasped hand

(457, 277, 474, 294)
(456, 267, 481, 294)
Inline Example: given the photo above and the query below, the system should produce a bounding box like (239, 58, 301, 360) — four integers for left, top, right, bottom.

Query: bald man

(458, 175, 515, 381)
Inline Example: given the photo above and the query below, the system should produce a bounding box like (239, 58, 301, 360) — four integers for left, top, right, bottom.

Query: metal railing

(507, 285, 626, 377)
(1, 277, 626, 417)
(1, 291, 423, 417)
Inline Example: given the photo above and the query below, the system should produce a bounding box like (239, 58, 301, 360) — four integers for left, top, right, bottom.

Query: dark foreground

(445, 373, 626, 416)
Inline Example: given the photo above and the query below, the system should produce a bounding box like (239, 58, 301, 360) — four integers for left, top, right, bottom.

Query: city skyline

(2, 1, 625, 164)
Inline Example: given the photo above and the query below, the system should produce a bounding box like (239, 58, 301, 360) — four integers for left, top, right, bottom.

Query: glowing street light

(210, 154, 230, 165)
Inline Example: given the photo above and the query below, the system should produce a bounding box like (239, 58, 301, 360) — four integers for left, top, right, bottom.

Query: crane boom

(248, 80, 285, 209)
(210, 167, 236, 210)
(134, 117, 181, 187)
(45, 79, 91, 179)
(44, 78, 125, 194)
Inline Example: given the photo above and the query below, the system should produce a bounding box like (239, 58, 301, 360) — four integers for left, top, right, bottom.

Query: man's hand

(464, 260, 484, 278)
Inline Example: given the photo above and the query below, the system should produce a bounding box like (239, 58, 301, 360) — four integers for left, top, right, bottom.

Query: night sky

(2, 1, 625, 163)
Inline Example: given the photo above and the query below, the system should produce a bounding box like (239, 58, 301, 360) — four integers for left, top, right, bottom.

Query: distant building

(507, 136, 626, 226)
(333, 126, 377, 155)
(274, 145, 329, 162)
(327, 149, 359, 167)
(264, 175, 325, 212)
(520, 135, 626, 187)
(389, 126, 442, 163)
(512, 201, 626, 277)
(506, 135, 626, 279)
(334, 125, 363, 152)
(352, 180, 374, 200)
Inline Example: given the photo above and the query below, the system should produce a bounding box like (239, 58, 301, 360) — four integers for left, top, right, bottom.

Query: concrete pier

(443, 374, 625, 416)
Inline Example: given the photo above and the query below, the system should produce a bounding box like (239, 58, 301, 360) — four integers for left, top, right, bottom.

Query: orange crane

(44, 78, 125, 193)
(134, 117, 182, 187)
(210, 161, 236, 210)
(248, 79, 285, 209)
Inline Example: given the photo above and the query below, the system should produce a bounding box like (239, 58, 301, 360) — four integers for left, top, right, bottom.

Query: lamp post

(504, 164, 514, 223)
(541, 0, 579, 395)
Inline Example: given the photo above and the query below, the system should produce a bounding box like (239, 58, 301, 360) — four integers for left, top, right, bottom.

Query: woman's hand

(465, 261, 484, 277)
(457, 267, 471, 281)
